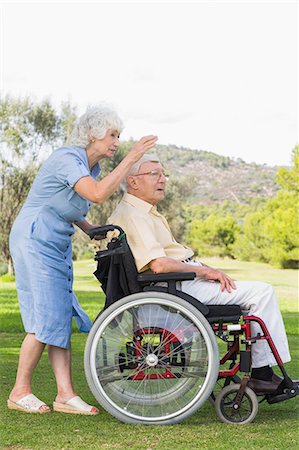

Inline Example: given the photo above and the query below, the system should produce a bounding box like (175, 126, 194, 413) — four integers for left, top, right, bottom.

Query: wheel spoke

(86, 295, 219, 423)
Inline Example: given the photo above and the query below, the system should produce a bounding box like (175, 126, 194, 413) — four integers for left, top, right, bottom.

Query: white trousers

(180, 262, 291, 368)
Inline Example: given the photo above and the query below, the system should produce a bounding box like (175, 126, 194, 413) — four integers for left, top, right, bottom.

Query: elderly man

(109, 155, 293, 394)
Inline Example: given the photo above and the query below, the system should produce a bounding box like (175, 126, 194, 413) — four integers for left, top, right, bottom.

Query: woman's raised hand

(129, 135, 158, 161)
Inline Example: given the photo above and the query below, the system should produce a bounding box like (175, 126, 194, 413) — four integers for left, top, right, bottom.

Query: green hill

(157, 144, 280, 204)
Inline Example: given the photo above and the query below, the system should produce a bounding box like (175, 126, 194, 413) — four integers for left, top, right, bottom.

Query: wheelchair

(84, 225, 298, 425)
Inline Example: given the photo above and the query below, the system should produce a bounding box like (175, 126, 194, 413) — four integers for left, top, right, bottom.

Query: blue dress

(9, 146, 100, 348)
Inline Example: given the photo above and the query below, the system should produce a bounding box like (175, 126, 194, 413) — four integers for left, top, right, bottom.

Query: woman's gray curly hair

(67, 104, 124, 147)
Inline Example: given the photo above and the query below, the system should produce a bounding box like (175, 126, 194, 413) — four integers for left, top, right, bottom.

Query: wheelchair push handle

(88, 224, 125, 240)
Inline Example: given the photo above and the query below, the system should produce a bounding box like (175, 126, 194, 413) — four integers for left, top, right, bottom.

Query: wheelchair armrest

(137, 272, 196, 283)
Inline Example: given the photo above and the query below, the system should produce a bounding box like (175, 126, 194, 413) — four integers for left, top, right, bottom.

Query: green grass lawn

(0, 258, 298, 449)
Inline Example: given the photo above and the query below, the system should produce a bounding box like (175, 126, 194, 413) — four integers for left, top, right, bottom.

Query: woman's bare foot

(54, 394, 99, 414)
(9, 388, 51, 413)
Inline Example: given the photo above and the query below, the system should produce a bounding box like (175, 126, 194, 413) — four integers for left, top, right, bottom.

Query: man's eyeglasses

(133, 170, 169, 180)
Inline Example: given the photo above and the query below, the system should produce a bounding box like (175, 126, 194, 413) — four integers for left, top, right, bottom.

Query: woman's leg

(9, 333, 50, 412)
(48, 344, 76, 402)
(48, 344, 98, 412)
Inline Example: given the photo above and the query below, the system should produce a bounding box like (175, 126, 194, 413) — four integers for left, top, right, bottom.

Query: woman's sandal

(53, 396, 99, 415)
(7, 394, 51, 414)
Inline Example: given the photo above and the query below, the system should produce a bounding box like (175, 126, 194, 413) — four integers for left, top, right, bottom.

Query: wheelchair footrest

(266, 385, 299, 404)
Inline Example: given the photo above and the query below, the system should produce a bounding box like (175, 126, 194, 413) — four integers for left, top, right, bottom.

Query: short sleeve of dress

(54, 148, 91, 188)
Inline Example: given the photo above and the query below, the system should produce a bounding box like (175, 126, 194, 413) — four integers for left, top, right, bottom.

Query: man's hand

(200, 266, 236, 293)
(149, 258, 236, 293)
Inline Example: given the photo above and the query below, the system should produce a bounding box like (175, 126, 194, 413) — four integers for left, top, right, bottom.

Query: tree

(187, 215, 240, 258)
(0, 95, 63, 164)
(159, 175, 194, 242)
(276, 145, 299, 193)
(0, 163, 37, 274)
(232, 146, 299, 268)
(0, 96, 76, 273)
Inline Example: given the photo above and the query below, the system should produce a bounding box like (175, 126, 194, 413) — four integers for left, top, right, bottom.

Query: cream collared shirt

(108, 193, 194, 272)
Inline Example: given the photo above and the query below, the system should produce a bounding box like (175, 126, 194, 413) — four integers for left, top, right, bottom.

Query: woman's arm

(74, 135, 158, 203)
(74, 220, 93, 234)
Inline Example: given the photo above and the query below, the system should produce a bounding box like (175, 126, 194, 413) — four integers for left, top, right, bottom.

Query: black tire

(215, 384, 258, 424)
(84, 292, 219, 425)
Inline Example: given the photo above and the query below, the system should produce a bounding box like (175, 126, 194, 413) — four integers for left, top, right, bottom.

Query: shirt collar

(123, 193, 158, 214)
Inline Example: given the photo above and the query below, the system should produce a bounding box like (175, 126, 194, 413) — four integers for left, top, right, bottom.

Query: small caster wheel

(209, 375, 241, 406)
(215, 383, 258, 424)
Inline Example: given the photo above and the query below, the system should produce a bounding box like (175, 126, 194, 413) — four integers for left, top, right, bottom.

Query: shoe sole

(7, 399, 51, 414)
(53, 401, 99, 415)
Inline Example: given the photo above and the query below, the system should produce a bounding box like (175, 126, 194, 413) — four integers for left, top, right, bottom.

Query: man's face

(129, 161, 168, 205)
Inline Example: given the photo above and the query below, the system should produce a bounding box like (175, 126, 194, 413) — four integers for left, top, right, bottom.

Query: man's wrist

(195, 266, 206, 279)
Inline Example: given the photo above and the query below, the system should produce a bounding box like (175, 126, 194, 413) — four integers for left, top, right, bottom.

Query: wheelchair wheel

(84, 292, 219, 425)
(215, 384, 258, 424)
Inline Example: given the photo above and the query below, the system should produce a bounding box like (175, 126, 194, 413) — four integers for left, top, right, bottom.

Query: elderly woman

(8, 104, 158, 415)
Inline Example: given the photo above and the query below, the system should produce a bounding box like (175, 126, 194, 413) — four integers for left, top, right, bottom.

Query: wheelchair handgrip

(88, 224, 125, 240)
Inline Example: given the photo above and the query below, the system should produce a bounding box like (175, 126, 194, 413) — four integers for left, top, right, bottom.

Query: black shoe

(248, 375, 284, 394)
(248, 374, 299, 395)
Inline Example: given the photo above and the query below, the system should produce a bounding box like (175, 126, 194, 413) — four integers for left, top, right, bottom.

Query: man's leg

(180, 276, 291, 368)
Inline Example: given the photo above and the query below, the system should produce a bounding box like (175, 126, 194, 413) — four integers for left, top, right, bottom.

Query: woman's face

(94, 128, 120, 159)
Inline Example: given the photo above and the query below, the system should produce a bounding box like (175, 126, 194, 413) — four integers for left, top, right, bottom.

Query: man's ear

(127, 176, 139, 191)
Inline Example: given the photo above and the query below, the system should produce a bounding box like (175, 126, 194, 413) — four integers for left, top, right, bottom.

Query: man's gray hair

(128, 154, 161, 176)
(124, 154, 161, 191)
(67, 103, 124, 147)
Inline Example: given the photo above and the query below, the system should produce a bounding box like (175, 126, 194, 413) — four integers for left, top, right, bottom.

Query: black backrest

(90, 225, 199, 310)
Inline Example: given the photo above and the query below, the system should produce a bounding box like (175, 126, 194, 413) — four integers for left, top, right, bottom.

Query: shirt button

(68, 278, 71, 282)
(68, 233, 72, 236)
(64, 256, 67, 259)
(68, 265, 71, 269)
(69, 290, 72, 293)
(83, 214, 86, 217)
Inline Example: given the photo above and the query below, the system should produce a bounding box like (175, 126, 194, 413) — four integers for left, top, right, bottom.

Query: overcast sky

(0, 0, 298, 166)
